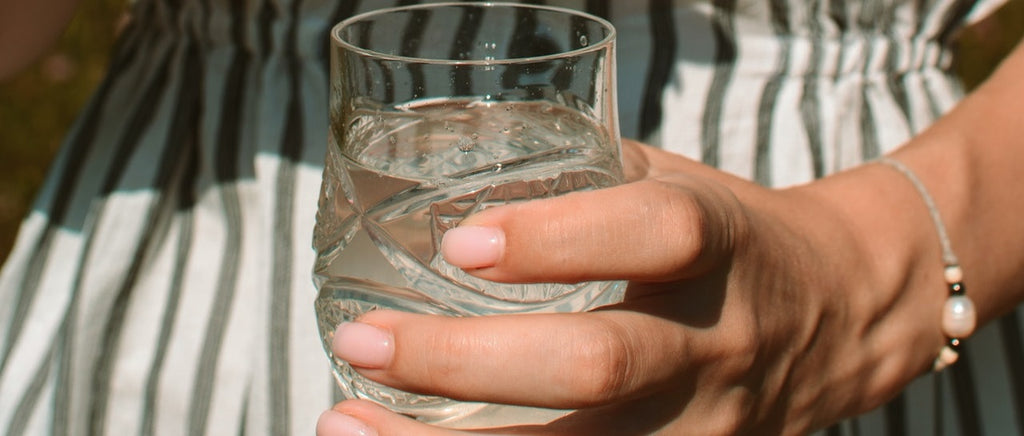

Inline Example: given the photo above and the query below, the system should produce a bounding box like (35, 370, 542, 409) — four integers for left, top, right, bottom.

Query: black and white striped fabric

(0, 0, 1015, 435)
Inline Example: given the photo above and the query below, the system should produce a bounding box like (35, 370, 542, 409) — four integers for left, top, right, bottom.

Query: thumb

(440, 177, 746, 284)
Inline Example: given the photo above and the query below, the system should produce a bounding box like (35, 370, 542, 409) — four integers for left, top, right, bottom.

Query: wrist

(782, 164, 948, 416)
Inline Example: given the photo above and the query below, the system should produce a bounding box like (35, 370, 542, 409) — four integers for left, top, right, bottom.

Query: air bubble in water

(455, 136, 475, 152)
(579, 34, 589, 47)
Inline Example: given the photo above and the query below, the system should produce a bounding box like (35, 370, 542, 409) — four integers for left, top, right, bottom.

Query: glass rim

(331, 2, 616, 66)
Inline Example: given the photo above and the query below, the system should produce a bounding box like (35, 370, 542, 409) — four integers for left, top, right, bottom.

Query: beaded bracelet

(878, 157, 977, 372)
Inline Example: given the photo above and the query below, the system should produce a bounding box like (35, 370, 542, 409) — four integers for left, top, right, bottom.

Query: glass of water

(314, 2, 623, 428)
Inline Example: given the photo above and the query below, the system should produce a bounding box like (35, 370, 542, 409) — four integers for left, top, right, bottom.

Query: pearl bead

(942, 295, 977, 338)
(933, 346, 960, 371)
(944, 265, 963, 284)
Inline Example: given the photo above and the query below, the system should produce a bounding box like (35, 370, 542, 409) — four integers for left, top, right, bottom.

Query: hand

(316, 140, 948, 435)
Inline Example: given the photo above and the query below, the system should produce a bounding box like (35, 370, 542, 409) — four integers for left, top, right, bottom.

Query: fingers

(319, 400, 464, 436)
(318, 396, 688, 436)
(317, 406, 383, 436)
(319, 400, 569, 436)
(333, 310, 688, 409)
(441, 177, 746, 284)
(620, 139, 651, 182)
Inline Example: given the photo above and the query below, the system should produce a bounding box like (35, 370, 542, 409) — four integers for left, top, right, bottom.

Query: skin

(0, 0, 82, 81)
(319, 40, 1024, 435)
(4, 1, 1020, 434)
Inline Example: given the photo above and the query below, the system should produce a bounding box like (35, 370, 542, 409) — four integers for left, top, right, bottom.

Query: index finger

(440, 177, 745, 284)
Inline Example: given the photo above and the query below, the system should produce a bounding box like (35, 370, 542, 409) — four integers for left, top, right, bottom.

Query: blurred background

(0, 0, 130, 263)
(0, 0, 1022, 263)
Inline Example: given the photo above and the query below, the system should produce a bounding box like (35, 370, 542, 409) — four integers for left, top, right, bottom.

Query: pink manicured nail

(441, 226, 505, 269)
(316, 410, 377, 436)
(333, 322, 394, 369)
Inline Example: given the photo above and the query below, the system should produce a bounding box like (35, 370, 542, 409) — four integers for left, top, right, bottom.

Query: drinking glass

(314, 2, 623, 428)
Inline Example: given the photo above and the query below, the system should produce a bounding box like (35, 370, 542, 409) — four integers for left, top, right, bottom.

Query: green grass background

(1, 1, 1022, 263)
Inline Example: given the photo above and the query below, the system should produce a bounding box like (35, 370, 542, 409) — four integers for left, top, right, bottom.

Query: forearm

(0, 0, 82, 81)
(889, 40, 1024, 324)
(727, 43, 1024, 423)
(804, 40, 1024, 329)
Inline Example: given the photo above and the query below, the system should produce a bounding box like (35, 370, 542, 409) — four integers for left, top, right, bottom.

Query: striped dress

(0, 0, 1015, 435)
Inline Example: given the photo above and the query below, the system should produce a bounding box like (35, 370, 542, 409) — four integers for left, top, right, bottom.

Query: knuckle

(719, 327, 760, 378)
(711, 398, 754, 435)
(643, 177, 752, 277)
(562, 319, 633, 405)
(639, 180, 711, 273)
(730, 324, 760, 361)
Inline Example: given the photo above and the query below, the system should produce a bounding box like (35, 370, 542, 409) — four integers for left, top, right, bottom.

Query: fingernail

(441, 225, 505, 269)
(333, 322, 394, 369)
(317, 410, 377, 436)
